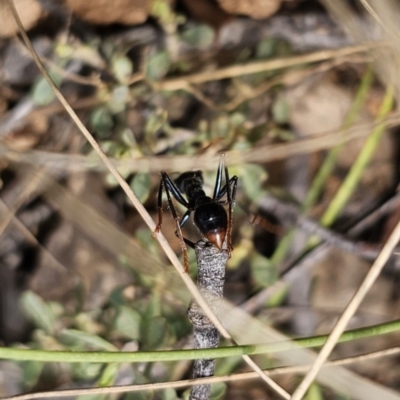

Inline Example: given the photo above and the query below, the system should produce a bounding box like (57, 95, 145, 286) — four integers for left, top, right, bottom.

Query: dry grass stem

(0, 196, 68, 273)
(2, 110, 400, 174)
(155, 43, 383, 91)
(0, 168, 47, 236)
(359, 0, 386, 28)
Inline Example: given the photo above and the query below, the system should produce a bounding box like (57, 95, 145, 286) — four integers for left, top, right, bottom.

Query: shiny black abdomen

(194, 202, 227, 236)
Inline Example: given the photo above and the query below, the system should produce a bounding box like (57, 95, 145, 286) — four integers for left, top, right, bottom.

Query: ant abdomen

(194, 203, 227, 250)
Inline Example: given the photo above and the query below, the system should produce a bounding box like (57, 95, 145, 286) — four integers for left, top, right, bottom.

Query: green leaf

(256, 38, 275, 59)
(272, 95, 290, 125)
(60, 329, 117, 351)
(251, 252, 278, 287)
(109, 287, 127, 306)
(161, 387, 178, 400)
(101, 141, 126, 158)
(20, 361, 44, 389)
(98, 363, 118, 386)
(108, 85, 129, 114)
(120, 128, 138, 148)
(143, 316, 168, 348)
(111, 55, 133, 83)
(266, 283, 288, 308)
(146, 51, 171, 80)
(212, 115, 230, 139)
(215, 354, 242, 376)
(306, 383, 323, 400)
(114, 306, 142, 340)
(130, 173, 151, 203)
(74, 312, 103, 334)
(77, 363, 118, 400)
(247, 123, 268, 144)
(125, 391, 153, 400)
(240, 164, 268, 201)
(135, 228, 159, 255)
(151, 0, 174, 24)
(145, 110, 168, 136)
(20, 291, 55, 335)
(229, 112, 246, 128)
(210, 382, 227, 399)
(105, 166, 130, 187)
(71, 362, 102, 381)
(181, 24, 215, 48)
(31, 71, 62, 106)
(146, 291, 161, 318)
(90, 106, 114, 138)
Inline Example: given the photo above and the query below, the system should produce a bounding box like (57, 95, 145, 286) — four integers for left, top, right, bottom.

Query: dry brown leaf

(65, 0, 150, 25)
(216, 0, 282, 19)
(5, 112, 49, 151)
(181, 0, 232, 30)
(0, 0, 43, 37)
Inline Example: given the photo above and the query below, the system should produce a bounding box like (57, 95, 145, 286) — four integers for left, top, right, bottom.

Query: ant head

(174, 171, 203, 192)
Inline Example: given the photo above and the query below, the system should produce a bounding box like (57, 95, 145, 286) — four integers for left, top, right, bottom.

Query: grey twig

(188, 240, 228, 400)
(244, 192, 400, 314)
(258, 194, 400, 264)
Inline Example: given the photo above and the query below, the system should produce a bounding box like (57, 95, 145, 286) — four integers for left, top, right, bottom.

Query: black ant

(153, 154, 238, 273)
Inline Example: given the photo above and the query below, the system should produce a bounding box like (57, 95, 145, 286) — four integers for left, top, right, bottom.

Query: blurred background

(1, 0, 400, 399)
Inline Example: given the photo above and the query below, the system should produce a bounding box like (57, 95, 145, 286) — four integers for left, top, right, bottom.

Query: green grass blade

(321, 85, 394, 227)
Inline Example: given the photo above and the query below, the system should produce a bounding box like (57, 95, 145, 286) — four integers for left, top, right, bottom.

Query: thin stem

(303, 65, 374, 211)
(320, 86, 394, 226)
(1, 317, 400, 363)
(4, 345, 400, 400)
(155, 43, 382, 91)
(2, 111, 400, 174)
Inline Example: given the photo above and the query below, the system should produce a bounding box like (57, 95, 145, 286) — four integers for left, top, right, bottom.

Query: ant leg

(164, 173, 199, 252)
(212, 155, 238, 254)
(162, 172, 190, 208)
(179, 209, 191, 229)
(223, 163, 237, 256)
(183, 238, 196, 249)
(226, 169, 233, 255)
(212, 155, 238, 255)
(216, 176, 238, 203)
(152, 172, 191, 273)
(212, 154, 224, 201)
(162, 175, 190, 273)
(174, 210, 195, 249)
(153, 171, 190, 235)
(152, 177, 164, 236)
(215, 175, 238, 255)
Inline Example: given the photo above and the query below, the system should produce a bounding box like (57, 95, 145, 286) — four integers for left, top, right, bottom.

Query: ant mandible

(153, 154, 238, 273)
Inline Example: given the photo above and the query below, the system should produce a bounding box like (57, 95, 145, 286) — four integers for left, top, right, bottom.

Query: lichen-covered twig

(188, 240, 228, 400)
